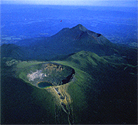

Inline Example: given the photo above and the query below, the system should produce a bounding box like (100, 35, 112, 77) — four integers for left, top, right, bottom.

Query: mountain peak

(72, 24, 88, 32)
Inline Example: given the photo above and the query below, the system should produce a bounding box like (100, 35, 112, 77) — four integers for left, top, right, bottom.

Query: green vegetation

(53, 50, 137, 124)
(1, 24, 137, 124)
(1, 49, 137, 124)
(16, 61, 45, 68)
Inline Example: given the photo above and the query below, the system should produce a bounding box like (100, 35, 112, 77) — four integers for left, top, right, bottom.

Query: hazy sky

(1, 0, 137, 7)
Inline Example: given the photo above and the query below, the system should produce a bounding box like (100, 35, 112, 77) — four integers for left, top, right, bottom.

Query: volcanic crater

(26, 62, 75, 88)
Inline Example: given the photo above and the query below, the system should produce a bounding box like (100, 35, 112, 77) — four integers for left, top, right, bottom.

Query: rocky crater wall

(26, 62, 75, 88)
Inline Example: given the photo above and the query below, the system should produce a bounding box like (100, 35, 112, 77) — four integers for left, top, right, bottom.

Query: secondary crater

(26, 62, 75, 88)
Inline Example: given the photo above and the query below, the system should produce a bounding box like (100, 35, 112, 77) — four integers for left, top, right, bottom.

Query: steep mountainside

(2, 24, 136, 61)
(1, 50, 137, 124)
(1, 24, 137, 124)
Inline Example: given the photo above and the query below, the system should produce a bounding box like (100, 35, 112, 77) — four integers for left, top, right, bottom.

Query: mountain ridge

(1, 24, 137, 64)
(1, 44, 137, 124)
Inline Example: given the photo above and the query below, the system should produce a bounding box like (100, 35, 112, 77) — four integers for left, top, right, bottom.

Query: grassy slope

(53, 60, 95, 123)
(1, 50, 137, 124)
(15, 59, 92, 123)
(1, 55, 93, 124)
(54, 51, 137, 124)
(2, 60, 63, 124)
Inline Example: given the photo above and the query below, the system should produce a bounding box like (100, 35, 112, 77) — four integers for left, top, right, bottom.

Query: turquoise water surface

(37, 82, 52, 88)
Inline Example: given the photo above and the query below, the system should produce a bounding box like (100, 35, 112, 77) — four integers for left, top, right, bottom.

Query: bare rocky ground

(26, 62, 75, 87)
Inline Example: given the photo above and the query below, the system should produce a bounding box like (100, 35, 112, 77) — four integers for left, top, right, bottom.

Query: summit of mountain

(71, 24, 88, 32)
(27, 24, 116, 57)
(51, 24, 111, 45)
(1, 24, 137, 63)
